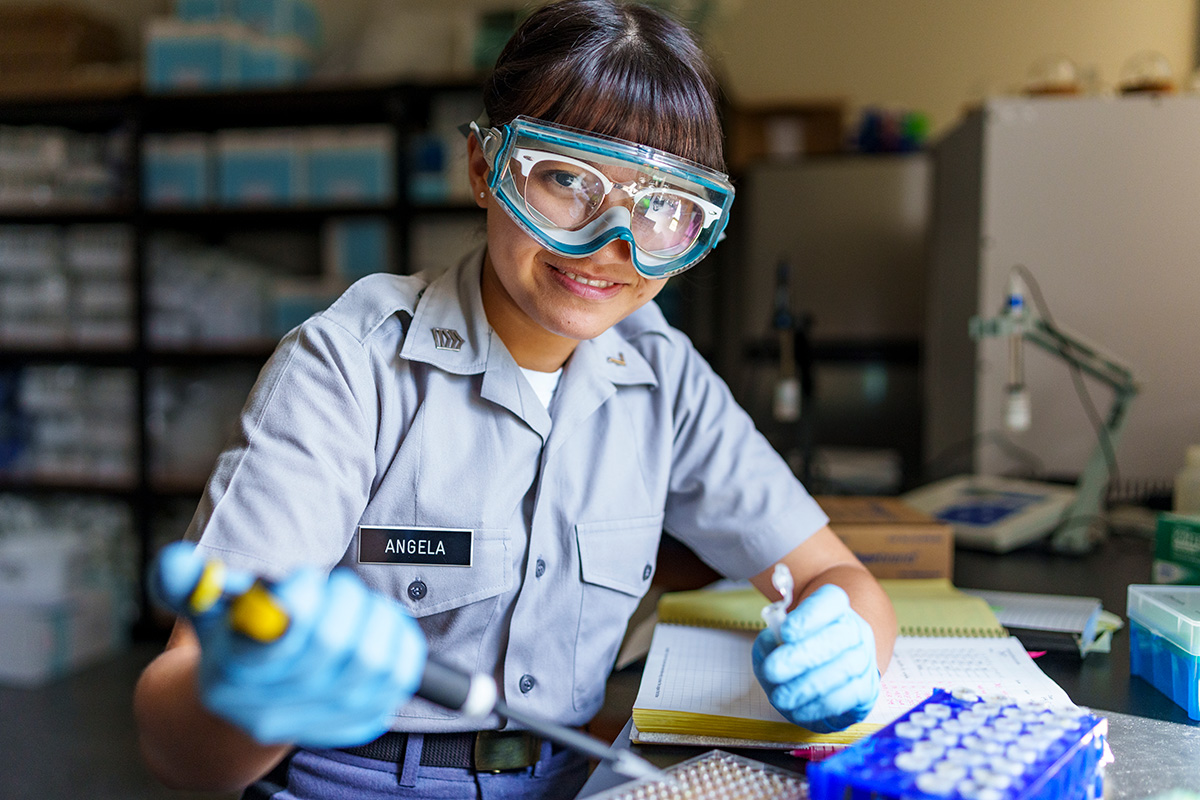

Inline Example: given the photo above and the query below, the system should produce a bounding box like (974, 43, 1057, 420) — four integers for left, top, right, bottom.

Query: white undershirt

(518, 366, 563, 409)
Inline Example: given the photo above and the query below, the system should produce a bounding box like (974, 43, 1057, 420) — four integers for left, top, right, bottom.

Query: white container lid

(1127, 584, 1200, 656)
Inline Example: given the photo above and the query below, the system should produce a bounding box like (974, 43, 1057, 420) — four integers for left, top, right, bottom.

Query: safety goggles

(469, 115, 735, 279)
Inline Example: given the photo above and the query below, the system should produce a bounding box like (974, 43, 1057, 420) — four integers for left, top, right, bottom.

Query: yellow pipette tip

(229, 581, 290, 642)
(188, 561, 226, 614)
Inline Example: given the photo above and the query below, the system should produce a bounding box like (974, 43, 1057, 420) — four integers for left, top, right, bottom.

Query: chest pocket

(572, 514, 664, 713)
(382, 529, 512, 618)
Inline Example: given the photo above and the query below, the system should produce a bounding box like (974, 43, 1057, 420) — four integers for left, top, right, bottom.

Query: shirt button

(642, 564, 653, 581)
(535, 558, 546, 578)
(519, 674, 536, 693)
(407, 580, 427, 601)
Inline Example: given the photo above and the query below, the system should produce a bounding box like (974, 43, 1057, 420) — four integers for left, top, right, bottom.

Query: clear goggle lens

(509, 148, 708, 259)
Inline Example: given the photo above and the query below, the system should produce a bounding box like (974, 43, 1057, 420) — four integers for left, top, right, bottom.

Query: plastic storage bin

(322, 217, 391, 282)
(234, 0, 321, 48)
(1127, 584, 1200, 720)
(175, 0, 231, 21)
(216, 128, 305, 206)
(143, 134, 212, 207)
(307, 127, 395, 204)
(242, 34, 313, 87)
(144, 19, 247, 92)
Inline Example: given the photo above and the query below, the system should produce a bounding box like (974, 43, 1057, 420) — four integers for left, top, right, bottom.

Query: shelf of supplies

(0, 204, 134, 224)
(147, 342, 278, 366)
(0, 346, 137, 367)
(0, 91, 137, 129)
(142, 204, 398, 229)
(140, 82, 407, 131)
(0, 475, 138, 497)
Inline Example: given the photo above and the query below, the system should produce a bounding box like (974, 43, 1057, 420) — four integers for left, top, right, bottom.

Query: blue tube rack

(807, 689, 1108, 800)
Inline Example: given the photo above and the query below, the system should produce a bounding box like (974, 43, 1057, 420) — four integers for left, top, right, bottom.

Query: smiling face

(467, 136, 669, 372)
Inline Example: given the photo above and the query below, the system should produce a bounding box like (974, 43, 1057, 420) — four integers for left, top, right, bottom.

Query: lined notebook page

(631, 624, 1073, 745)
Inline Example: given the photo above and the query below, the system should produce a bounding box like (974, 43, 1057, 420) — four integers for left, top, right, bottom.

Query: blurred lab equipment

(966, 265, 1139, 553)
(726, 155, 930, 492)
(925, 95, 1200, 505)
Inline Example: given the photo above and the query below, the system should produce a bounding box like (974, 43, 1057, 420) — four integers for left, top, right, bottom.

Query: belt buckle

(473, 730, 540, 772)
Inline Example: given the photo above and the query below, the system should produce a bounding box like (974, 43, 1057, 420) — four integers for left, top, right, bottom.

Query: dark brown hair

(483, 0, 725, 171)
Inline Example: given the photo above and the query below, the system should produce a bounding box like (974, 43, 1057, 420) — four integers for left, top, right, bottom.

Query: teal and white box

(234, 0, 321, 48)
(1154, 513, 1200, 585)
(216, 128, 306, 206)
(142, 134, 212, 207)
(1128, 584, 1200, 719)
(323, 217, 391, 282)
(144, 19, 247, 92)
(307, 127, 395, 204)
(174, 0, 233, 21)
(242, 34, 313, 87)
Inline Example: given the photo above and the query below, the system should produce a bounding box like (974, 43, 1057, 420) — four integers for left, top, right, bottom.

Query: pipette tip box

(807, 688, 1108, 800)
(1127, 584, 1200, 720)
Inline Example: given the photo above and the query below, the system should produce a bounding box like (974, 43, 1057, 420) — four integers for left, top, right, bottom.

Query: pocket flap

(358, 528, 512, 618)
(576, 515, 664, 596)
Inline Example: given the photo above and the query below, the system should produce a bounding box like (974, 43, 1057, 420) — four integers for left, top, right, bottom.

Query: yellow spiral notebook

(656, 578, 1008, 638)
(632, 579, 1063, 749)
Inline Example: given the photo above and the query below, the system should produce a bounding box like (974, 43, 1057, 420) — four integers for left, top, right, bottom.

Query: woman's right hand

(155, 544, 427, 748)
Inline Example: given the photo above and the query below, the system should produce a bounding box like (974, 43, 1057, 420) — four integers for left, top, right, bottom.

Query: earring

(479, 192, 485, 199)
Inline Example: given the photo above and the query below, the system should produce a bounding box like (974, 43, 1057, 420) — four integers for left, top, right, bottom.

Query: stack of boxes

(0, 125, 127, 209)
(0, 496, 133, 686)
(145, 0, 321, 92)
(0, 365, 136, 484)
(816, 495, 954, 580)
(142, 123, 397, 339)
(1153, 513, 1200, 585)
(148, 365, 259, 485)
(1127, 583, 1200, 720)
(0, 224, 133, 347)
(143, 125, 395, 209)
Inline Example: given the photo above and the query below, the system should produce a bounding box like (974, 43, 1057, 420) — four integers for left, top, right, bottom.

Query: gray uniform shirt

(189, 248, 828, 730)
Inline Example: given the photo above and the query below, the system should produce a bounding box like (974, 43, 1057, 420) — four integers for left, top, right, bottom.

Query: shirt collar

(399, 246, 659, 391)
(400, 248, 491, 374)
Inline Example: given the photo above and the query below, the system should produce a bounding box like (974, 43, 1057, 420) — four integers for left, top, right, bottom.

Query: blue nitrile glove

(751, 583, 880, 733)
(155, 543, 427, 748)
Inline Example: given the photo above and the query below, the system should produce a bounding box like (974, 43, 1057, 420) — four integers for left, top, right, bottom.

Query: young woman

(134, 2, 897, 798)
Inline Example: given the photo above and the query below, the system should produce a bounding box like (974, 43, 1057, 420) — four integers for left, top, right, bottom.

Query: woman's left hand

(751, 584, 880, 733)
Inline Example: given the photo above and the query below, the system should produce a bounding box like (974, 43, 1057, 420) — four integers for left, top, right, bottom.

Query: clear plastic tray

(586, 749, 805, 800)
(1126, 585, 1200, 656)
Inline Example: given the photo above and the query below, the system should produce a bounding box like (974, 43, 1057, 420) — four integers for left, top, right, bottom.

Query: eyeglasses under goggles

(469, 115, 735, 279)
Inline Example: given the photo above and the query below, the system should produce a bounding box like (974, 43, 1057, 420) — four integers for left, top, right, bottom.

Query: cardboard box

(725, 100, 847, 171)
(1153, 513, 1200, 585)
(816, 496, 954, 580)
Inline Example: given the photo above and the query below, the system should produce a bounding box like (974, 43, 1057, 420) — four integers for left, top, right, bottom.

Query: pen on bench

(151, 546, 666, 782)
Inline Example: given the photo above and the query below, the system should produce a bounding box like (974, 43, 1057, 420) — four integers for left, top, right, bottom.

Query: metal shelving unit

(0, 80, 484, 634)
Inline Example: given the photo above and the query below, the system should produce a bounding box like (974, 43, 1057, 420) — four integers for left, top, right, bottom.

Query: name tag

(358, 525, 473, 567)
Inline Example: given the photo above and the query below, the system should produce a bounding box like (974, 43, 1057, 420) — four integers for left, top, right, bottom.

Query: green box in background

(1153, 513, 1200, 585)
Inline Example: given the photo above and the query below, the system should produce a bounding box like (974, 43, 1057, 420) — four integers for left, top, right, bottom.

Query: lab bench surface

(580, 532, 1200, 799)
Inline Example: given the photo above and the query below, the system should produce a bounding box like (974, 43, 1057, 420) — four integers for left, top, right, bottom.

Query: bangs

(522, 59, 723, 171)
(483, 1, 726, 172)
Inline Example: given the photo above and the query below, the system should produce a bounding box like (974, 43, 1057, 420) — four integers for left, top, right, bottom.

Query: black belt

(341, 730, 546, 772)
